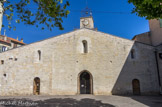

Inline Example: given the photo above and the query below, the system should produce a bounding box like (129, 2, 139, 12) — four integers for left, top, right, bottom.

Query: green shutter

(159, 19, 162, 28)
(0, 45, 2, 53)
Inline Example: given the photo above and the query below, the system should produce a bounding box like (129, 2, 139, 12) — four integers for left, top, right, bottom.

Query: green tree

(0, 0, 70, 31)
(128, 0, 162, 19)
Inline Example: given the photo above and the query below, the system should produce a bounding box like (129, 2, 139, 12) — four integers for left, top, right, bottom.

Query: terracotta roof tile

(0, 39, 11, 44)
(7, 37, 26, 45)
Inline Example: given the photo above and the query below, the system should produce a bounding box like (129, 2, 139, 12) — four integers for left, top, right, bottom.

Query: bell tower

(80, 16, 94, 29)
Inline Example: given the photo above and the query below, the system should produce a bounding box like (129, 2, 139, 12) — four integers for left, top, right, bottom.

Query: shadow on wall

(111, 42, 161, 106)
(0, 98, 115, 107)
(111, 43, 159, 95)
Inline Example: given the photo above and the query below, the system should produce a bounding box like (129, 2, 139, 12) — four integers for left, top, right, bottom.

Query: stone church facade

(0, 16, 161, 96)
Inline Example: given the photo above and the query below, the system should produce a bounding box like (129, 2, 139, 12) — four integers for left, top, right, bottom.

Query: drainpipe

(154, 49, 162, 95)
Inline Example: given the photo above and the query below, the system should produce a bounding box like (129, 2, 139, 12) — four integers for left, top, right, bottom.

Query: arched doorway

(79, 71, 93, 94)
(132, 79, 140, 95)
(33, 77, 40, 95)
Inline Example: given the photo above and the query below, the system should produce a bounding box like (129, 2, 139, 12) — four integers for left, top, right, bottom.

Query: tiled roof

(0, 39, 11, 44)
(0, 35, 26, 46)
(7, 37, 26, 45)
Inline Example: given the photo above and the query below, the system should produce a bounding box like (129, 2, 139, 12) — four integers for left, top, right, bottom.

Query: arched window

(82, 40, 88, 53)
(131, 49, 135, 59)
(38, 50, 41, 61)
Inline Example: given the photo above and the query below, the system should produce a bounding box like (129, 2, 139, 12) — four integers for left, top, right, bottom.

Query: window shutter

(159, 19, 162, 28)
(2, 46, 6, 52)
(0, 46, 2, 53)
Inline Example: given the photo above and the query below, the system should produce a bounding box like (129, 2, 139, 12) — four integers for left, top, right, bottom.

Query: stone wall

(112, 42, 159, 95)
(0, 29, 159, 96)
(132, 32, 152, 45)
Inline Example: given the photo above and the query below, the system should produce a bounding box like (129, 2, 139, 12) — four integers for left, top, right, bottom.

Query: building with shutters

(0, 16, 161, 96)
(0, 35, 25, 53)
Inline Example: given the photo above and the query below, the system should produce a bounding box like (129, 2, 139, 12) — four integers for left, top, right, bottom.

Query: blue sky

(1, 0, 149, 44)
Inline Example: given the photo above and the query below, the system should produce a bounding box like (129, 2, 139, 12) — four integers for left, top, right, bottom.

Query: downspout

(154, 49, 162, 95)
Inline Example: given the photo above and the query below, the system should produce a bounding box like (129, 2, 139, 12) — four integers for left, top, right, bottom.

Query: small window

(159, 53, 162, 59)
(14, 44, 17, 48)
(38, 50, 41, 61)
(82, 40, 88, 53)
(9, 58, 13, 60)
(160, 19, 162, 28)
(15, 58, 18, 61)
(131, 49, 135, 59)
(1, 60, 4, 64)
(3, 74, 6, 77)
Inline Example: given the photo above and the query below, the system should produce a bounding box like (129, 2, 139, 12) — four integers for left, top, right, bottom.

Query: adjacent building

(0, 35, 25, 53)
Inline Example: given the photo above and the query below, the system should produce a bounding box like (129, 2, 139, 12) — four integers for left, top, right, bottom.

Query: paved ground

(0, 95, 161, 107)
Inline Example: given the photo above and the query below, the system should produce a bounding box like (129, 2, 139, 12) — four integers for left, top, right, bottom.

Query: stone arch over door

(33, 77, 40, 95)
(78, 70, 93, 94)
(132, 79, 140, 95)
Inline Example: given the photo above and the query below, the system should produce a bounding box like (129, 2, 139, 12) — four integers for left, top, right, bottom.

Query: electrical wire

(70, 10, 131, 14)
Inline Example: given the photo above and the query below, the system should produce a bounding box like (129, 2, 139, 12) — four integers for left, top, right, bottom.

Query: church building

(0, 15, 161, 96)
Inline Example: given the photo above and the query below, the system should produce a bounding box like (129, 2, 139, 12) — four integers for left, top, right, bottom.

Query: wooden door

(80, 72, 91, 94)
(132, 79, 140, 95)
(33, 77, 40, 95)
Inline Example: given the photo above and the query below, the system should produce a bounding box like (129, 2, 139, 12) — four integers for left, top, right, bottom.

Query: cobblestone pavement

(0, 95, 161, 107)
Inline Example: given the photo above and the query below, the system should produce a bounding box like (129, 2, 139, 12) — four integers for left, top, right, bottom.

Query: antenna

(4, 29, 6, 36)
(81, 0, 92, 17)
(16, 36, 18, 40)
(86, 0, 88, 7)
